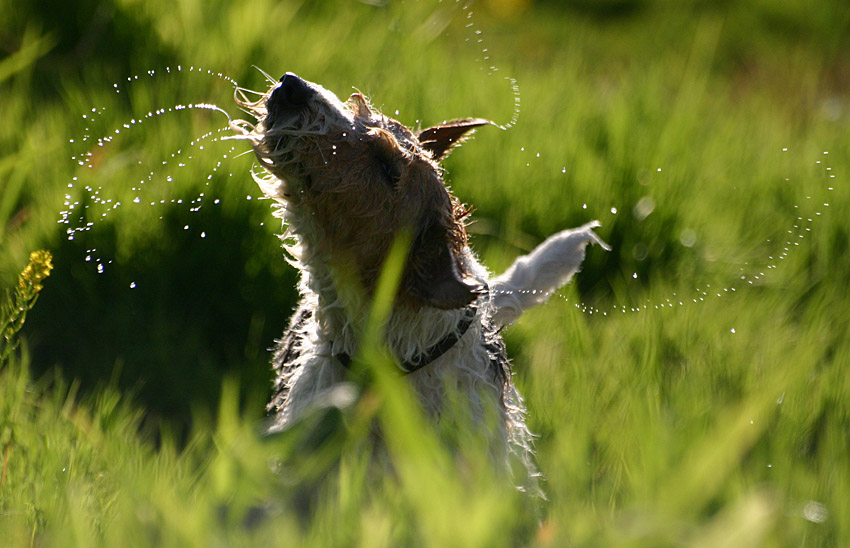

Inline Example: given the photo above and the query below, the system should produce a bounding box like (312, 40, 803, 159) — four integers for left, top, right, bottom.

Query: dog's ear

(405, 218, 483, 309)
(418, 118, 493, 161)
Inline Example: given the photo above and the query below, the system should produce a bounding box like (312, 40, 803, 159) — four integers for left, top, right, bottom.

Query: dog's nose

(272, 72, 315, 106)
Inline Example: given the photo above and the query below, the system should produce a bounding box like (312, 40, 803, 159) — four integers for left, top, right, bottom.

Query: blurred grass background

(2, 0, 849, 546)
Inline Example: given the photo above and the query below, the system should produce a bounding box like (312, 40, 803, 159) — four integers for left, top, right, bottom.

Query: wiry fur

(231, 73, 608, 494)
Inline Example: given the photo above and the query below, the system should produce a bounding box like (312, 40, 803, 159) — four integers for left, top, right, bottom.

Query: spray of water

(532, 149, 837, 316)
(59, 5, 836, 316)
(456, 0, 521, 130)
(59, 66, 249, 281)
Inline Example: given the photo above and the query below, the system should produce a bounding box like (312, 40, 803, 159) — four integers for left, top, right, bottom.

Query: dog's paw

(575, 220, 612, 252)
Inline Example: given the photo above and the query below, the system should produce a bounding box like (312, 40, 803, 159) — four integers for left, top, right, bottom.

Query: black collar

(333, 300, 481, 375)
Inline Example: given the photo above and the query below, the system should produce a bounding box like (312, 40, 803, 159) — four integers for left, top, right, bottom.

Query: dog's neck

(283, 207, 467, 361)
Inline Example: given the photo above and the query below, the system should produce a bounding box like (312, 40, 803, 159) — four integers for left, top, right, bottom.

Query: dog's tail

(490, 221, 609, 327)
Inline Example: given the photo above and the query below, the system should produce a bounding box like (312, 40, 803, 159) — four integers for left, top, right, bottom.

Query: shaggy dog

(232, 73, 608, 492)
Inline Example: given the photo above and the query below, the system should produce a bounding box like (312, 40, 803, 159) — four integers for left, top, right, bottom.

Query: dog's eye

(369, 127, 404, 187)
(378, 156, 402, 186)
(373, 142, 403, 186)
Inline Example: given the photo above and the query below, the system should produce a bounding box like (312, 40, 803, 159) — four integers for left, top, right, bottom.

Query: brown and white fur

(231, 73, 608, 493)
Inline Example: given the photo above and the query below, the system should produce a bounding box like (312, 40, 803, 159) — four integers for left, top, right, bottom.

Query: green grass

(2, 0, 850, 545)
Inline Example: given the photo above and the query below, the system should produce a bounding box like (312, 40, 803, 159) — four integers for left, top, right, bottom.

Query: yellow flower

(18, 250, 54, 293)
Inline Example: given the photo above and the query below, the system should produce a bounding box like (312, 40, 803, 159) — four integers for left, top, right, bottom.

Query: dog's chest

(266, 302, 512, 427)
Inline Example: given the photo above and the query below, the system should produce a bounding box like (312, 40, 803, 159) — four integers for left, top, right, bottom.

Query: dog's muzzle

(267, 72, 316, 120)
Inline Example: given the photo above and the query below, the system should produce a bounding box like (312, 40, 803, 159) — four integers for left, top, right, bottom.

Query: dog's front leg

(490, 221, 610, 327)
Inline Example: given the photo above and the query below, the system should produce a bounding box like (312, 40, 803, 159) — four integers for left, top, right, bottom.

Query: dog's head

(235, 73, 491, 310)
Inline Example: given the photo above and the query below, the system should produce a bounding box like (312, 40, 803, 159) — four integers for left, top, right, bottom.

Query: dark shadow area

(25, 196, 299, 436)
(2, 0, 175, 98)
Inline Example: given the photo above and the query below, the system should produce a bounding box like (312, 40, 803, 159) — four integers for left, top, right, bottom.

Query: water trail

(455, 0, 521, 130)
(442, 3, 837, 318)
(523, 150, 838, 317)
(59, 66, 249, 280)
(60, 13, 836, 313)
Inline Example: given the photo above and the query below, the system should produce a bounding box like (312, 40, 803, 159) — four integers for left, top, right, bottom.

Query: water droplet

(633, 196, 655, 220)
(803, 501, 828, 523)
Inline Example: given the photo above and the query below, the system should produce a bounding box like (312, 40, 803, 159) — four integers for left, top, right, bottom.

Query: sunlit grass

(2, 0, 849, 546)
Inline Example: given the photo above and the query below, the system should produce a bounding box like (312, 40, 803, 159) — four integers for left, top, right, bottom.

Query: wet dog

(232, 73, 608, 493)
